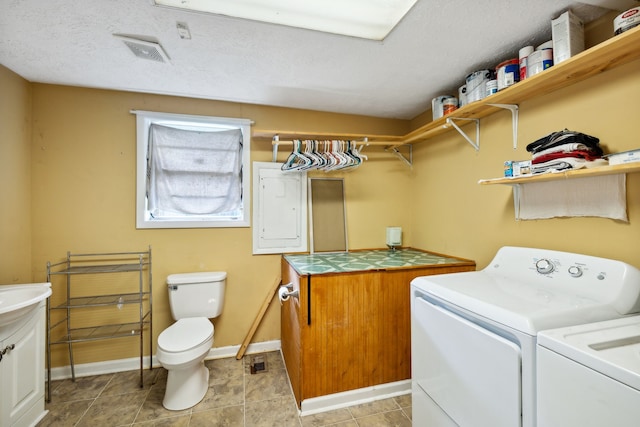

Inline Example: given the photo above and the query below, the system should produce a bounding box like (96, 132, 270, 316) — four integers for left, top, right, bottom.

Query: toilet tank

(167, 271, 227, 320)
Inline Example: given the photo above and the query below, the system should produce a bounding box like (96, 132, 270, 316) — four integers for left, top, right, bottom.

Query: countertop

(283, 248, 474, 275)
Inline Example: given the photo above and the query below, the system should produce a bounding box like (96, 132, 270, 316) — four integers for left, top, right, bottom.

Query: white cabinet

(0, 302, 47, 427)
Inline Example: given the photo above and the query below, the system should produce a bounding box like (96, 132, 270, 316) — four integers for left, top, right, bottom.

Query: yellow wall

(28, 85, 411, 366)
(0, 65, 32, 284)
(4, 21, 640, 368)
(410, 57, 640, 269)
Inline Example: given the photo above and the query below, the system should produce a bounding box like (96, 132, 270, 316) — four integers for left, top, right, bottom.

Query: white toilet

(156, 271, 227, 411)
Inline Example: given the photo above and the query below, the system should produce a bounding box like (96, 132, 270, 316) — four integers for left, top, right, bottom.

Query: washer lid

(411, 271, 618, 335)
(538, 315, 640, 390)
(167, 271, 227, 285)
(158, 318, 213, 353)
(412, 246, 640, 335)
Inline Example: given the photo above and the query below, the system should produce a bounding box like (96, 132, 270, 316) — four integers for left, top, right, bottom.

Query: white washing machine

(537, 316, 640, 427)
(411, 246, 640, 427)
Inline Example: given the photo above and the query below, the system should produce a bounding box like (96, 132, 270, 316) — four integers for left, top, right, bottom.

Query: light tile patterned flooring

(39, 351, 412, 426)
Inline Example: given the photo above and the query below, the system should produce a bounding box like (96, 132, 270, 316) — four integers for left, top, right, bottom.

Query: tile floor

(39, 351, 412, 426)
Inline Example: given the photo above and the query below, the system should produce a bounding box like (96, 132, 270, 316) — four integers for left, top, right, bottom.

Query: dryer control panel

(488, 246, 640, 315)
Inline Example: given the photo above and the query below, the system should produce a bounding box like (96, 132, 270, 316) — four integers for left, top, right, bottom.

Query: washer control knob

(536, 259, 555, 274)
(568, 265, 583, 278)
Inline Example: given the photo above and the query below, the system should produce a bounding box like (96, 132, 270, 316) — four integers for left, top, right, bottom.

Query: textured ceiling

(1, 0, 637, 119)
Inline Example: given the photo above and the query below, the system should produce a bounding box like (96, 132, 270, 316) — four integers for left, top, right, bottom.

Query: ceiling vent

(114, 35, 170, 63)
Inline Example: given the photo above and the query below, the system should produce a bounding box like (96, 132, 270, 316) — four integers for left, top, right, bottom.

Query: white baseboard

(47, 340, 281, 381)
(299, 380, 412, 416)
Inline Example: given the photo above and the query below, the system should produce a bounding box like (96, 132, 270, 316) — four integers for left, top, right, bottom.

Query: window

(134, 110, 252, 228)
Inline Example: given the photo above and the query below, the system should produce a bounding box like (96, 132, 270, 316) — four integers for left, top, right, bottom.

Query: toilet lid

(158, 318, 214, 353)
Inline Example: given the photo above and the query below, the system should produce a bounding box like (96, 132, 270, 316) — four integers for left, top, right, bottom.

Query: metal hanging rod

(271, 135, 412, 166)
(270, 136, 400, 146)
(270, 136, 375, 145)
(272, 135, 385, 162)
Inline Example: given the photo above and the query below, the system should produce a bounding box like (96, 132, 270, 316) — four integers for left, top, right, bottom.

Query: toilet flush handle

(168, 285, 178, 291)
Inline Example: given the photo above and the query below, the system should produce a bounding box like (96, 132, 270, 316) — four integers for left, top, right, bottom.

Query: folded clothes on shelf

(526, 129, 604, 174)
(530, 157, 607, 174)
(526, 129, 601, 154)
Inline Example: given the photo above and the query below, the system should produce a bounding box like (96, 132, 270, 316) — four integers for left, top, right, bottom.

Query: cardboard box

(513, 160, 532, 176)
(606, 149, 640, 165)
(504, 160, 514, 177)
(552, 10, 584, 64)
(504, 160, 531, 177)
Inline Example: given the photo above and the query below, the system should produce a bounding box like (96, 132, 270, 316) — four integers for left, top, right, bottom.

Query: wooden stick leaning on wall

(236, 276, 282, 360)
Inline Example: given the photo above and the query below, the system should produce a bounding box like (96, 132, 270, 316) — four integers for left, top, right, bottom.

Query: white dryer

(411, 246, 640, 427)
(537, 316, 640, 427)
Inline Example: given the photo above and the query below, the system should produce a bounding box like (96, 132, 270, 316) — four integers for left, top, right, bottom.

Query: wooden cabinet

(0, 301, 46, 427)
(281, 251, 475, 407)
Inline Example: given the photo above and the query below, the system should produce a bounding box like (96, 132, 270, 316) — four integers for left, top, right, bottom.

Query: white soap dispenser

(386, 227, 402, 251)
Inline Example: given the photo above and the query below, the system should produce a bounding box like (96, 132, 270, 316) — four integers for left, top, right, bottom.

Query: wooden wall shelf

(478, 163, 640, 186)
(254, 25, 640, 149)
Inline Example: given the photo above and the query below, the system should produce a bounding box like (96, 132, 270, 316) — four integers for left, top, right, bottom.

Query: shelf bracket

(488, 104, 519, 149)
(445, 117, 480, 151)
(385, 144, 413, 167)
(272, 135, 280, 162)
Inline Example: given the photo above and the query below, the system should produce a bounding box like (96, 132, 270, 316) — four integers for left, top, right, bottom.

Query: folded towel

(530, 157, 607, 174)
(532, 150, 603, 164)
(515, 174, 627, 221)
(526, 129, 600, 154)
(532, 142, 603, 159)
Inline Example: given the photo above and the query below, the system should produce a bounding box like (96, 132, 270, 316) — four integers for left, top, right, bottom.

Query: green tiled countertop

(283, 248, 472, 275)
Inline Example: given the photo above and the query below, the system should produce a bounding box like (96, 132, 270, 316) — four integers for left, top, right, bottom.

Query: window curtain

(147, 124, 243, 217)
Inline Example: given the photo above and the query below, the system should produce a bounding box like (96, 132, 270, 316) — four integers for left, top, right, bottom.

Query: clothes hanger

(281, 140, 312, 171)
(282, 139, 366, 172)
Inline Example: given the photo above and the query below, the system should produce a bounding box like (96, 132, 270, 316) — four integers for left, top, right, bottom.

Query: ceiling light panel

(153, 0, 418, 40)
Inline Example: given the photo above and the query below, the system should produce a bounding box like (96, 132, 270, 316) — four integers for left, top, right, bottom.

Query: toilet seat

(158, 318, 214, 353)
